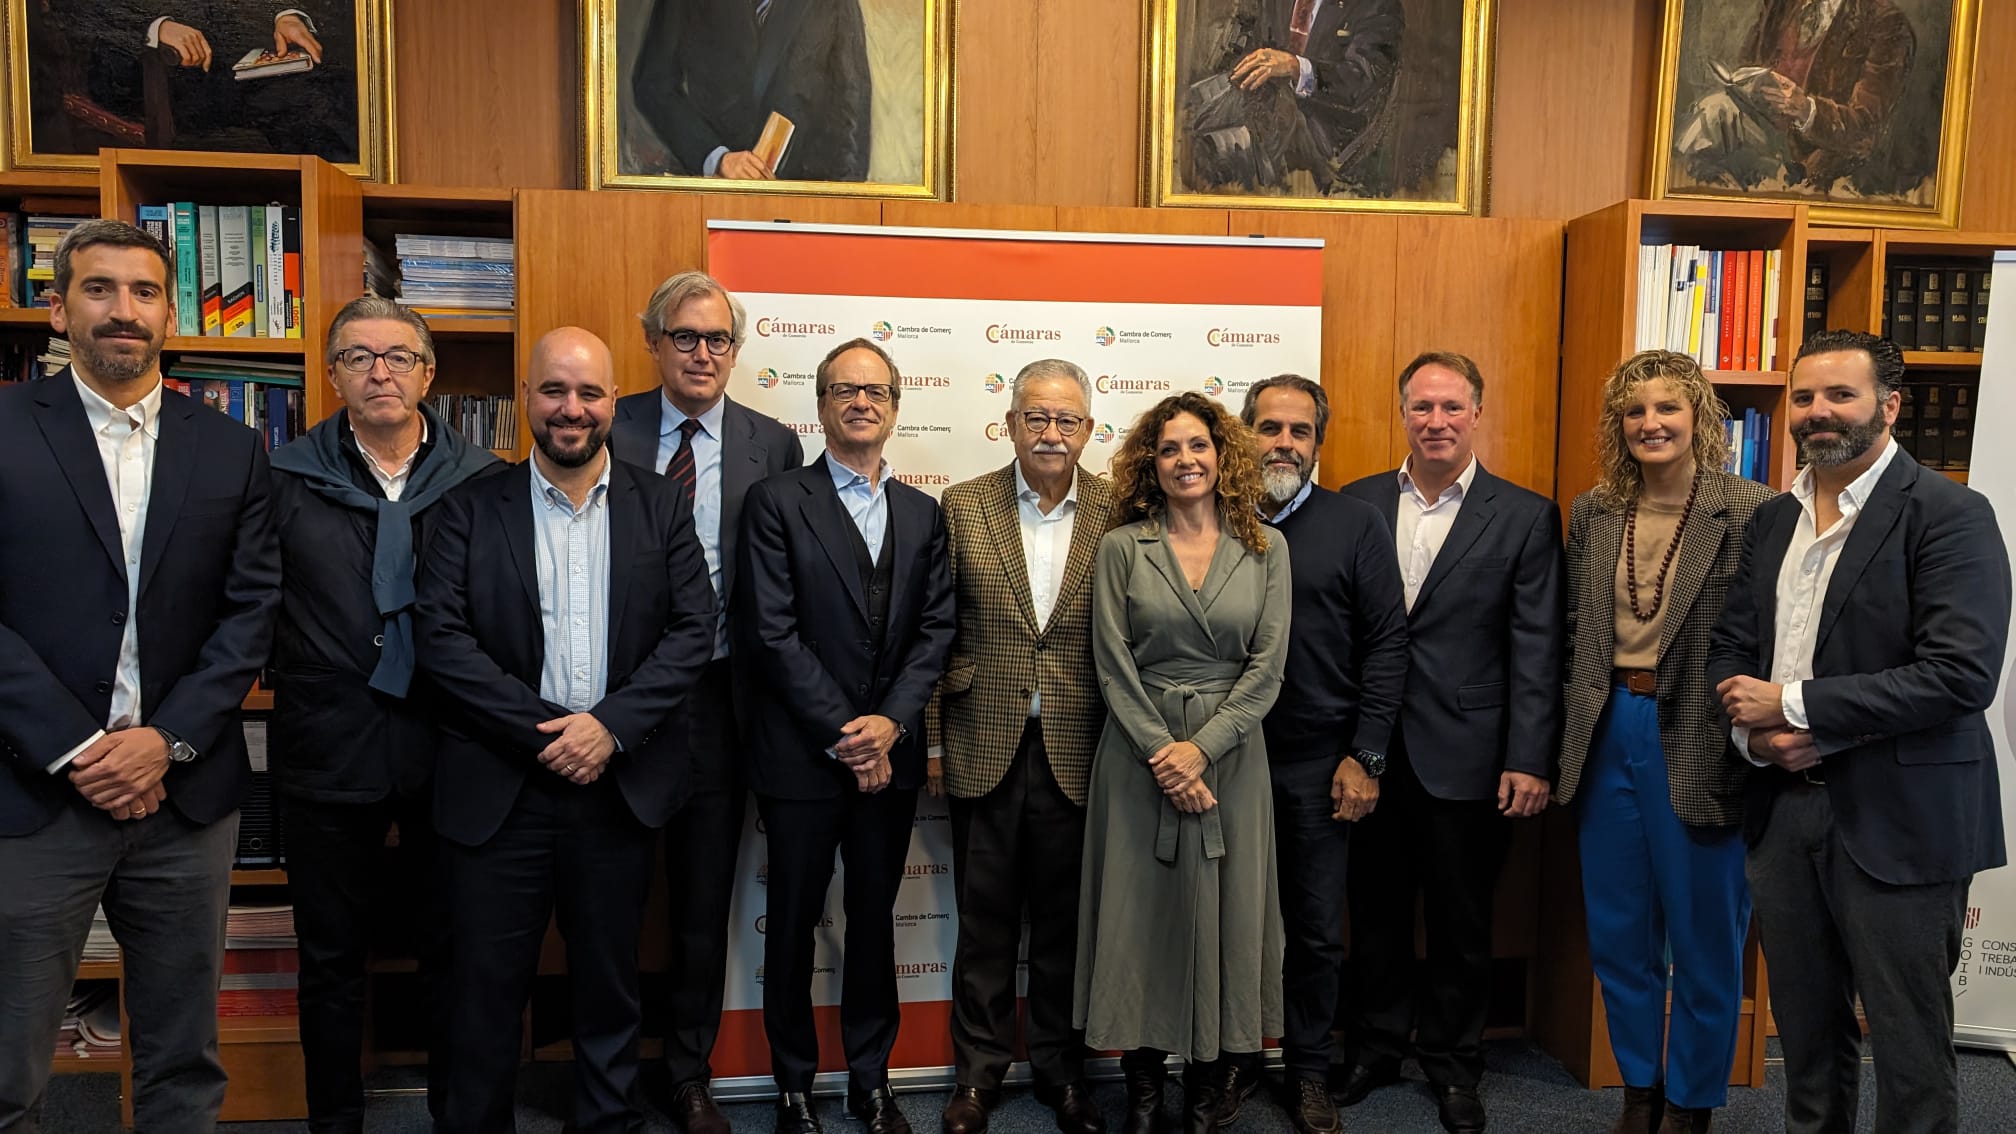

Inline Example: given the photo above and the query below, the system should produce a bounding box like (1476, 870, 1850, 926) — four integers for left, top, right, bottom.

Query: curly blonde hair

(1110, 392, 1270, 556)
(1592, 350, 1732, 508)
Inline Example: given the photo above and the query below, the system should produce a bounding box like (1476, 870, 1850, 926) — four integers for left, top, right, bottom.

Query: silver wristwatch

(153, 726, 198, 764)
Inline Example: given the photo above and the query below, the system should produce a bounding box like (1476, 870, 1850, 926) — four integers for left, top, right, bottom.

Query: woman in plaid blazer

(1555, 351, 1776, 1134)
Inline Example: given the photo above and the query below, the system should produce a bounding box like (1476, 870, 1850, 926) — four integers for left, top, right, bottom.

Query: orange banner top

(707, 223, 1323, 307)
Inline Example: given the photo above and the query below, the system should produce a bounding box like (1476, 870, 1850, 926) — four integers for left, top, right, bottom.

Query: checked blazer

(930, 464, 1118, 804)
(1556, 470, 1777, 827)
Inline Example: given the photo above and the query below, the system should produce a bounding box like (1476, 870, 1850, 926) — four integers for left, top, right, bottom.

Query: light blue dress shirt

(1268, 477, 1315, 524)
(530, 456, 613, 714)
(825, 450, 892, 565)
(656, 393, 728, 658)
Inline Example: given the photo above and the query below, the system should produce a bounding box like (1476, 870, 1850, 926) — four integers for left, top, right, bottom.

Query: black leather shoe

(1611, 1085, 1663, 1134)
(777, 1092, 823, 1134)
(1215, 1062, 1259, 1127)
(850, 1086, 914, 1134)
(941, 1086, 996, 1134)
(1123, 1064, 1168, 1134)
(674, 1081, 732, 1134)
(1326, 1060, 1401, 1108)
(1433, 1084, 1486, 1133)
(1035, 1081, 1107, 1134)
(1181, 1067, 1223, 1134)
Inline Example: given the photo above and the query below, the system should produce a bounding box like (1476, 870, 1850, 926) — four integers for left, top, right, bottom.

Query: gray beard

(1262, 463, 1307, 507)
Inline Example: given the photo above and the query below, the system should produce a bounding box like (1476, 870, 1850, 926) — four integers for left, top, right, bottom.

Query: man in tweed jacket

(928, 360, 1117, 1134)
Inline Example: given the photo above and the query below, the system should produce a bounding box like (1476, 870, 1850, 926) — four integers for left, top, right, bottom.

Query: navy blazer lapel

(1367, 472, 1400, 536)
(606, 464, 638, 647)
(752, 0, 809, 107)
(1755, 499, 1799, 645)
(719, 398, 766, 601)
(32, 370, 123, 573)
(1814, 456, 1913, 655)
(800, 473, 872, 622)
(1413, 472, 1497, 611)
(886, 482, 918, 628)
(136, 392, 197, 600)
(613, 390, 661, 473)
(497, 464, 540, 616)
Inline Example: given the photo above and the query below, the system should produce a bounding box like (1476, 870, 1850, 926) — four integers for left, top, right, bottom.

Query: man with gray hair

(268, 295, 501, 1131)
(612, 270, 803, 1134)
(929, 359, 1115, 1134)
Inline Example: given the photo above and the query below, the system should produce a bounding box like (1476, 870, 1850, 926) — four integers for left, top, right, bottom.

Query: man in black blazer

(735, 338, 955, 1134)
(1335, 352, 1563, 1134)
(0, 220, 280, 1130)
(268, 296, 500, 1133)
(613, 270, 804, 1134)
(631, 0, 872, 182)
(415, 327, 717, 1134)
(1708, 331, 2011, 1134)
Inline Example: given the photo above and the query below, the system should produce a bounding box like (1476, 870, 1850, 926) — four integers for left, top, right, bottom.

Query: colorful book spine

(172, 203, 199, 336)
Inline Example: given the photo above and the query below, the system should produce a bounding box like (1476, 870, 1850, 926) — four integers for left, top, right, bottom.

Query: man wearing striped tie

(613, 271, 804, 1134)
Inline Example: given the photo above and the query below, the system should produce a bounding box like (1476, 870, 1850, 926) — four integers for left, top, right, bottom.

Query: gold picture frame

(1647, 0, 1978, 229)
(3, 0, 395, 181)
(583, 0, 955, 199)
(1143, 0, 1495, 214)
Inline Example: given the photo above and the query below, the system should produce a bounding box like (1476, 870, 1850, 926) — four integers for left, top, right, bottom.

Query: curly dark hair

(1109, 392, 1270, 556)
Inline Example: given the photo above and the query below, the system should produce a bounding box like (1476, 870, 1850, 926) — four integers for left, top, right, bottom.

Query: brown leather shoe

(1284, 1078, 1342, 1134)
(1655, 1102, 1712, 1134)
(674, 1081, 731, 1134)
(941, 1086, 996, 1134)
(1610, 1085, 1663, 1134)
(1035, 1081, 1107, 1134)
(1216, 1062, 1259, 1127)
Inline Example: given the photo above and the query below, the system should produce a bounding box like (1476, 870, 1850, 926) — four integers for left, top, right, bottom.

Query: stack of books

(164, 355, 307, 450)
(56, 986, 120, 1060)
(2, 214, 90, 308)
(1895, 382, 1976, 471)
(393, 233, 514, 317)
(82, 906, 118, 964)
(222, 906, 299, 1020)
(1723, 408, 1775, 482)
(430, 392, 518, 451)
(136, 202, 303, 339)
(1636, 244, 1785, 372)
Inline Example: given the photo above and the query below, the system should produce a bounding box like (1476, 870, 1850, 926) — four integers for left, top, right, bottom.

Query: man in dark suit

(735, 338, 955, 1134)
(632, 0, 872, 182)
(1708, 330, 2011, 1134)
(0, 220, 281, 1130)
(613, 271, 803, 1134)
(268, 296, 499, 1134)
(415, 327, 717, 1134)
(1335, 352, 1563, 1134)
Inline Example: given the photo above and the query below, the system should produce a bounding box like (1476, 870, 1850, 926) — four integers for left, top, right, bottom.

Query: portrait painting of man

(588, 0, 952, 198)
(1652, 0, 1979, 227)
(1149, 0, 1493, 213)
(7, 0, 391, 178)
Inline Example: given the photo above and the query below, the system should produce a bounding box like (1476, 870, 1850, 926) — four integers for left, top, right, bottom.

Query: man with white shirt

(928, 360, 1115, 1134)
(612, 270, 803, 1134)
(1336, 352, 1562, 1134)
(1708, 330, 2011, 1134)
(0, 219, 281, 1130)
(268, 297, 500, 1133)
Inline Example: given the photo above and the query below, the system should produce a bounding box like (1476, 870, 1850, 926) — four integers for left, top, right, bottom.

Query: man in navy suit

(1709, 330, 2011, 1134)
(1335, 351, 1563, 1134)
(416, 327, 717, 1134)
(613, 270, 803, 1134)
(0, 219, 281, 1130)
(735, 338, 955, 1134)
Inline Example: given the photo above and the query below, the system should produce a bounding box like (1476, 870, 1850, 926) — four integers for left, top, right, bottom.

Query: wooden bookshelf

(421, 315, 516, 338)
(230, 869, 289, 886)
(0, 309, 51, 328)
(1904, 350, 1984, 367)
(1705, 369, 1788, 387)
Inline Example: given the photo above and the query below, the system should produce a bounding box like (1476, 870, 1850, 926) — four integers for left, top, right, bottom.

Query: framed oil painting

(4, 0, 395, 179)
(1143, 0, 1495, 214)
(1649, 0, 1980, 228)
(584, 0, 954, 199)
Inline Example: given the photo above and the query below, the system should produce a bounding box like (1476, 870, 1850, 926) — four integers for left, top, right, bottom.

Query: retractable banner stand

(1954, 248, 2016, 1053)
(701, 221, 1324, 1095)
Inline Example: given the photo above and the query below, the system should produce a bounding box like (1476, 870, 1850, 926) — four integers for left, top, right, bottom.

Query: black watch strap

(1351, 749, 1386, 778)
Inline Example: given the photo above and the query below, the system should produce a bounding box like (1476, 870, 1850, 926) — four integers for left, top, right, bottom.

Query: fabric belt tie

(1142, 671, 1239, 865)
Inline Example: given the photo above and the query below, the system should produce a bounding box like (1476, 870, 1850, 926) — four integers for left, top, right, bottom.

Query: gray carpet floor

(38, 1040, 2016, 1132)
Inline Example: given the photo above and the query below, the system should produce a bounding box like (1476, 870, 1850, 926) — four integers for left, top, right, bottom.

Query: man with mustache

(1709, 329, 2011, 1134)
(930, 359, 1115, 1134)
(0, 219, 281, 1129)
(734, 338, 955, 1134)
(415, 327, 718, 1134)
(1224, 375, 1407, 1134)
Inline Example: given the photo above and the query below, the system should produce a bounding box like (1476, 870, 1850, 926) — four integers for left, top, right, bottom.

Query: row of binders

(136, 202, 304, 339)
(430, 393, 518, 451)
(1636, 244, 1785, 372)
(1722, 409, 1774, 482)
(1898, 382, 1975, 471)
(1885, 261, 1991, 353)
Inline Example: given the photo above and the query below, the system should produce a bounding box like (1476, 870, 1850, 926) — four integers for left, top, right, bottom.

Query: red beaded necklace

(1624, 476, 1698, 623)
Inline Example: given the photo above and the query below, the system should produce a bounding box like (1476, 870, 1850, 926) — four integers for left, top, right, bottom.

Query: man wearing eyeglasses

(734, 338, 955, 1134)
(927, 360, 1114, 1134)
(613, 270, 803, 1134)
(268, 296, 502, 1132)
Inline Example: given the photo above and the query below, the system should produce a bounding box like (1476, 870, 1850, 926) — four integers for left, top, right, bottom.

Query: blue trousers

(1578, 685, 1750, 1108)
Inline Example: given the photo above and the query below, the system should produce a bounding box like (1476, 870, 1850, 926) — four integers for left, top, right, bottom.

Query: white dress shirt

(657, 394, 728, 658)
(49, 373, 164, 771)
(1395, 456, 1478, 611)
(1015, 462, 1080, 716)
(1734, 437, 1902, 766)
(353, 417, 428, 503)
(530, 456, 613, 715)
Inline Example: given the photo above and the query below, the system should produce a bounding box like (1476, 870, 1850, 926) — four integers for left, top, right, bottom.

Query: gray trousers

(1748, 781, 1969, 1134)
(0, 800, 238, 1133)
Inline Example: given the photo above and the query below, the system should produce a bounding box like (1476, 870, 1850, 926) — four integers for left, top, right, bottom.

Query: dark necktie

(665, 418, 701, 502)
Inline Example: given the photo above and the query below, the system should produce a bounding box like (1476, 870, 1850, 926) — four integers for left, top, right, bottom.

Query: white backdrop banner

(702, 221, 1324, 1085)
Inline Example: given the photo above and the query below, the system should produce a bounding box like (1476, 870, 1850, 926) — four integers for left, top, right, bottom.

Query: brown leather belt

(1614, 667, 1657, 697)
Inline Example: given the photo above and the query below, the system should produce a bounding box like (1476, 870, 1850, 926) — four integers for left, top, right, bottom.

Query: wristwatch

(1350, 749, 1386, 778)
(153, 726, 198, 764)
